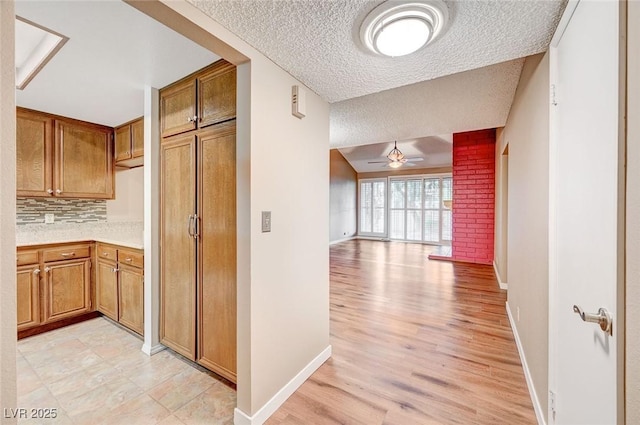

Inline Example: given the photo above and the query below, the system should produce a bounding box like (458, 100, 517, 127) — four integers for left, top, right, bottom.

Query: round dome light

(360, 0, 449, 57)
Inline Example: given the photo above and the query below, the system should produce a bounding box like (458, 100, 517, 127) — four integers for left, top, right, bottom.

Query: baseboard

(141, 343, 166, 356)
(355, 236, 389, 241)
(329, 236, 355, 245)
(505, 302, 546, 425)
(234, 345, 332, 425)
(493, 261, 508, 290)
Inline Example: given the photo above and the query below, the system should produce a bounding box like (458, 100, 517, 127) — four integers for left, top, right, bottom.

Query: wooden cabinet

(16, 109, 53, 197)
(42, 257, 92, 323)
(16, 107, 114, 199)
(17, 244, 93, 332)
(160, 60, 236, 138)
(115, 117, 144, 168)
(96, 243, 144, 335)
(160, 121, 237, 382)
(16, 251, 40, 331)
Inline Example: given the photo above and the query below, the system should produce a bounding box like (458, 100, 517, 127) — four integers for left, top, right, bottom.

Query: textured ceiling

(15, 0, 218, 127)
(188, 0, 565, 103)
(330, 58, 524, 148)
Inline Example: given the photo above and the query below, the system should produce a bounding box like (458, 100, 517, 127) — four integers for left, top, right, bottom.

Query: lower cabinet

(96, 243, 144, 335)
(16, 243, 93, 332)
(42, 258, 92, 323)
(16, 262, 40, 331)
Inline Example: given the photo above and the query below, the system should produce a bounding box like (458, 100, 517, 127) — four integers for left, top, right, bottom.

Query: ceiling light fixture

(15, 16, 68, 90)
(360, 0, 449, 58)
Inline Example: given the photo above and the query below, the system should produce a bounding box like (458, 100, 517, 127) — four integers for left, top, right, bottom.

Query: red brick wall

(452, 129, 496, 265)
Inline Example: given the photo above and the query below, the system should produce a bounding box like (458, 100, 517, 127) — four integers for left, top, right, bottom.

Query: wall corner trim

(329, 236, 356, 246)
(506, 301, 546, 425)
(141, 343, 166, 356)
(234, 345, 332, 425)
(493, 261, 508, 290)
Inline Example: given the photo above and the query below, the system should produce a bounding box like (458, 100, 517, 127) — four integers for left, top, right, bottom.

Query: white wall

(500, 52, 550, 420)
(494, 128, 508, 285)
(0, 1, 17, 422)
(106, 167, 144, 222)
(125, 2, 331, 422)
(626, 1, 640, 422)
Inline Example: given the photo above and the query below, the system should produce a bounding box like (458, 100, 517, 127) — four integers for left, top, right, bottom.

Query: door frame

(547, 0, 626, 423)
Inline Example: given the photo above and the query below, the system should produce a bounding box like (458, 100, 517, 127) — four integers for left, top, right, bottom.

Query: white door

(550, 1, 624, 424)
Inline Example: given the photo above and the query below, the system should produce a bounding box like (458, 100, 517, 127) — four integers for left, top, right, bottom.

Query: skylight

(15, 16, 68, 90)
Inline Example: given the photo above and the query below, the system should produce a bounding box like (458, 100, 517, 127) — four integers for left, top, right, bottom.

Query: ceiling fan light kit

(359, 0, 449, 57)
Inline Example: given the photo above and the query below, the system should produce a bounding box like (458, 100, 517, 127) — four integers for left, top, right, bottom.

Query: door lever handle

(573, 305, 613, 335)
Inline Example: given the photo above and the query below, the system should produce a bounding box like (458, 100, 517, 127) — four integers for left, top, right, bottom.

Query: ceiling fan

(367, 141, 424, 168)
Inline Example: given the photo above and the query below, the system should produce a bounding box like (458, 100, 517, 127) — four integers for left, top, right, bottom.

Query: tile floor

(16, 318, 235, 425)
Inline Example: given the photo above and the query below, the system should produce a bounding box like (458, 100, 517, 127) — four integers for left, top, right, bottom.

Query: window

(359, 179, 386, 236)
(359, 175, 451, 244)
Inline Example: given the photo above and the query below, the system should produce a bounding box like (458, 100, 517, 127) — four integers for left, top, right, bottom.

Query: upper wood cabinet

(115, 117, 144, 168)
(16, 108, 114, 199)
(160, 60, 236, 138)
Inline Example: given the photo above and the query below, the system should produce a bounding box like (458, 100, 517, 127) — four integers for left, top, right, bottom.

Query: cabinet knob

(47, 189, 53, 195)
(44, 267, 51, 273)
(33, 268, 40, 275)
(125, 258, 132, 262)
(187, 115, 198, 123)
(55, 189, 62, 195)
(60, 252, 75, 258)
(103, 252, 109, 257)
(112, 268, 119, 273)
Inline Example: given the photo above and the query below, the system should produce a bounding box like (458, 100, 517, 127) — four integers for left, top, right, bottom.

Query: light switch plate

(44, 213, 54, 224)
(261, 211, 271, 233)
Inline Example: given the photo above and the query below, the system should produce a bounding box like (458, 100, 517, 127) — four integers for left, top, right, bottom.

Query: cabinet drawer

(96, 244, 117, 261)
(17, 250, 38, 266)
(42, 245, 91, 262)
(118, 249, 143, 269)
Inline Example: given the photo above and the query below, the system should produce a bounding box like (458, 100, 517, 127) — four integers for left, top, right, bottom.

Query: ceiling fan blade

(405, 157, 424, 162)
(367, 160, 389, 164)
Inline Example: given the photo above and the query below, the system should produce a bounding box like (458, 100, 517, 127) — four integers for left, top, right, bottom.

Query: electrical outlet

(44, 213, 54, 224)
(261, 211, 271, 233)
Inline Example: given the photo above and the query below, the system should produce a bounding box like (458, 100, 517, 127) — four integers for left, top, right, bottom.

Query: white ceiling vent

(15, 16, 68, 90)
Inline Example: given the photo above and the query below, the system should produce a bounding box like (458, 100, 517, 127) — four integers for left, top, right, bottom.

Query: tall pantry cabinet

(159, 60, 237, 383)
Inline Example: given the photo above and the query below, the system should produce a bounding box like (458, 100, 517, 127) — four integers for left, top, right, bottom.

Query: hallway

(268, 240, 536, 424)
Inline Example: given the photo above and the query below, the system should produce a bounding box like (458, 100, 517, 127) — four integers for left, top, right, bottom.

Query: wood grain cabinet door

(17, 265, 40, 331)
(54, 120, 114, 199)
(16, 109, 54, 197)
(114, 124, 132, 162)
(197, 122, 237, 382)
(96, 259, 118, 321)
(160, 79, 197, 138)
(198, 62, 236, 129)
(160, 135, 197, 360)
(130, 118, 144, 159)
(43, 258, 91, 323)
(118, 264, 144, 335)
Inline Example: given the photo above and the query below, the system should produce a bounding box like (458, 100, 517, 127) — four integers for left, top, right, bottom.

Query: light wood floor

(267, 240, 536, 425)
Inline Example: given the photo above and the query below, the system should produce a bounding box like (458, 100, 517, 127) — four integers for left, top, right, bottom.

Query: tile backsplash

(17, 198, 107, 225)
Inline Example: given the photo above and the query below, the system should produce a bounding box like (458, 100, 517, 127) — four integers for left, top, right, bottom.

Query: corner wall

(451, 129, 495, 265)
(0, 0, 17, 420)
(329, 149, 357, 243)
(626, 1, 640, 422)
(501, 52, 550, 420)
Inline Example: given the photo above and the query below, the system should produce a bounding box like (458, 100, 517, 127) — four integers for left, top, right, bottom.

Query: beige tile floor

(16, 318, 235, 425)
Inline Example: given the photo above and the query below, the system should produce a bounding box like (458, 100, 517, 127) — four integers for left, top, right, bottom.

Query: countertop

(16, 221, 144, 250)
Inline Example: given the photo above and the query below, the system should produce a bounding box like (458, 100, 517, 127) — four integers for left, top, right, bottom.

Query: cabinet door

(197, 122, 237, 382)
(17, 265, 40, 331)
(16, 109, 54, 197)
(96, 259, 118, 321)
(43, 258, 91, 323)
(130, 118, 144, 159)
(114, 124, 132, 162)
(160, 135, 197, 360)
(55, 120, 114, 199)
(119, 264, 144, 335)
(198, 62, 236, 128)
(160, 79, 197, 138)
